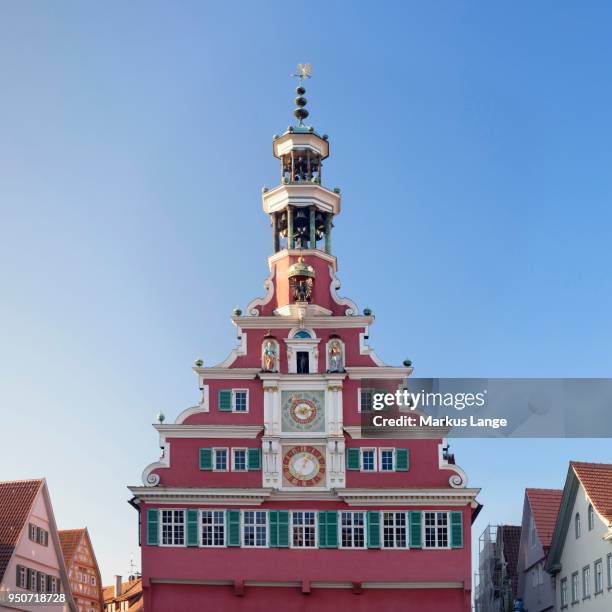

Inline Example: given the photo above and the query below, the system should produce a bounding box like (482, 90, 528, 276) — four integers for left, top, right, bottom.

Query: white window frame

(232, 389, 249, 413)
(160, 509, 186, 547)
(379, 448, 395, 472)
(200, 509, 226, 547)
(594, 558, 603, 594)
(560, 577, 568, 607)
(423, 511, 450, 549)
(571, 571, 579, 603)
(231, 448, 248, 471)
(212, 447, 229, 472)
(339, 511, 367, 549)
(607, 553, 612, 589)
(583, 565, 591, 599)
(290, 511, 317, 549)
(360, 448, 377, 472)
(358, 388, 375, 412)
(381, 511, 408, 549)
(588, 503, 595, 531)
(242, 510, 267, 548)
(17, 566, 26, 589)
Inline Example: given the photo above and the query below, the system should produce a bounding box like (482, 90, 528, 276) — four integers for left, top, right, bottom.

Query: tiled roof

(0, 479, 43, 583)
(58, 529, 85, 566)
(571, 461, 612, 523)
(127, 594, 144, 612)
(526, 488, 563, 549)
(103, 578, 142, 604)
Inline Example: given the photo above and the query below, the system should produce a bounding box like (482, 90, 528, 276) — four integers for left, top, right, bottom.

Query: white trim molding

(214, 327, 249, 367)
(438, 440, 469, 489)
(246, 265, 276, 316)
(141, 442, 171, 487)
(358, 331, 387, 367)
(337, 487, 481, 507)
(329, 265, 359, 316)
(194, 367, 260, 380)
(230, 315, 374, 329)
(153, 424, 263, 439)
(128, 487, 274, 505)
(345, 366, 413, 379)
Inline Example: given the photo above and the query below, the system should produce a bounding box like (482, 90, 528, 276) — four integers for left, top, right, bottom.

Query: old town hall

(129, 67, 481, 611)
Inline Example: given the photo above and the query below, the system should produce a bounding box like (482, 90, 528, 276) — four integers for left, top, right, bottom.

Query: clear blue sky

(1, 1, 611, 585)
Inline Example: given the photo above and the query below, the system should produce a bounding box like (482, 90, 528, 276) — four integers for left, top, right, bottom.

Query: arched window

(588, 504, 595, 531)
(575, 512, 581, 539)
(293, 330, 312, 339)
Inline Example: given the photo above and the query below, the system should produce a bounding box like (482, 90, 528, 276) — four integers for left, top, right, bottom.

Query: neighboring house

(517, 488, 563, 611)
(58, 528, 103, 612)
(128, 80, 482, 611)
(0, 478, 76, 612)
(102, 576, 142, 612)
(475, 524, 521, 612)
(545, 462, 612, 611)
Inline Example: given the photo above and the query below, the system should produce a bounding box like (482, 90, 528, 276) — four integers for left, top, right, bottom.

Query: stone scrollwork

(146, 473, 160, 486)
(328, 265, 359, 316)
(449, 474, 466, 488)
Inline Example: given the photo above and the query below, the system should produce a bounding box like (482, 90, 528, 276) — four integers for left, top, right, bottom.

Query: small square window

(380, 449, 395, 471)
(232, 449, 247, 471)
(213, 448, 228, 471)
(359, 389, 374, 412)
(233, 390, 248, 412)
(361, 449, 376, 471)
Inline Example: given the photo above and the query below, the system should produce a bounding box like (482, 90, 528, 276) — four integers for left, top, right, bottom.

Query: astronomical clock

(281, 390, 325, 433)
(282, 445, 326, 487)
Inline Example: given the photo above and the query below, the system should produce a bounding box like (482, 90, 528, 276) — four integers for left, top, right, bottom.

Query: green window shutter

(269, 511, 279, 547)
(318, 511, 338, 548)
(227, 510, 241, 546)
(346, 448, 360, 470)
(46, 574, 52, 593)
(186, 509, 199, 546)
(26, 569, 32, 590)
(146, 508, 159, 546)
(15, 565, 21, 588)
(409, 511, 422, 548)
(218, 389, 232, 411)
(278, 511, 289, 547)
(396, 448, 409, 471)
(367, 511, 380, 548)
(199, 448, 212, 470)
(248, 448, 261, 470)
(451, 511, 463, 548)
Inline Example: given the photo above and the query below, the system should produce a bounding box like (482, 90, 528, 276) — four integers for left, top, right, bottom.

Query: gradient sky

(1, 1, 611, 585)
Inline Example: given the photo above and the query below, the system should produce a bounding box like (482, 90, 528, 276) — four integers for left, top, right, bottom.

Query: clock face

(281, 391, 325, 432)
(282, 445, 326, 487)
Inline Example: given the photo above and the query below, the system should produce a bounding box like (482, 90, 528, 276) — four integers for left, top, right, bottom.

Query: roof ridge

(571, 460, 612, 468)
(526, 487, 563, 493)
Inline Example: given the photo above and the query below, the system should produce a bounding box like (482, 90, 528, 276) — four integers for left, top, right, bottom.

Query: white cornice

(268, 248, 337, 271)
(194, 367, 260, 380)
(262, 184, 341, 216)
(153, 425, 263, 439)
(337, 488, 481, 507)
(231, 315, 373, 329)
(344, 366, 413, 379)
(128, 487, 274, 505)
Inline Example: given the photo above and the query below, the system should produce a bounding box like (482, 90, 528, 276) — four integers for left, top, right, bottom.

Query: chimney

(114, 575, 122, 598)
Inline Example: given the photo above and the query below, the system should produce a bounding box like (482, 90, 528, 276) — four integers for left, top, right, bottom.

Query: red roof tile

(571, 461, 612, 523)
(526, 488, 563, 549)
(103, 578, 142, 604)
(58, 529, 85, 566)
(0, 479, 43, 583)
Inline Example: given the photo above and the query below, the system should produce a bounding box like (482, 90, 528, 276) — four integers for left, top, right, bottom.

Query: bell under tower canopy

(263, 64, 341, 254)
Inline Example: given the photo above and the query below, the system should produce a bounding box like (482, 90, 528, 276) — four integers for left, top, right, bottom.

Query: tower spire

(291, 63, 312, 126)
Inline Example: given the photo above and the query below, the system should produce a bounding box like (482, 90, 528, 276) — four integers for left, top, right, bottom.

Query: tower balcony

(262, 183, 341, 216)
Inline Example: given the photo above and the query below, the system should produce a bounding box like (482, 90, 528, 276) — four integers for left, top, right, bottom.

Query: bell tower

(260, 64, 343, 315)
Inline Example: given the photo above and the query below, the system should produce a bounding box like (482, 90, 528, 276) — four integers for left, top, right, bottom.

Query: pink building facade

(129, 81, 481, 611)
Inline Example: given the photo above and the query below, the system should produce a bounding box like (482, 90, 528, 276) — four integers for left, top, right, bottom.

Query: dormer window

(286, 328, 320, 374)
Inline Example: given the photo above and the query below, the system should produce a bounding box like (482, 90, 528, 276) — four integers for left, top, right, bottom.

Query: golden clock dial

(282, 445, 325, 487)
